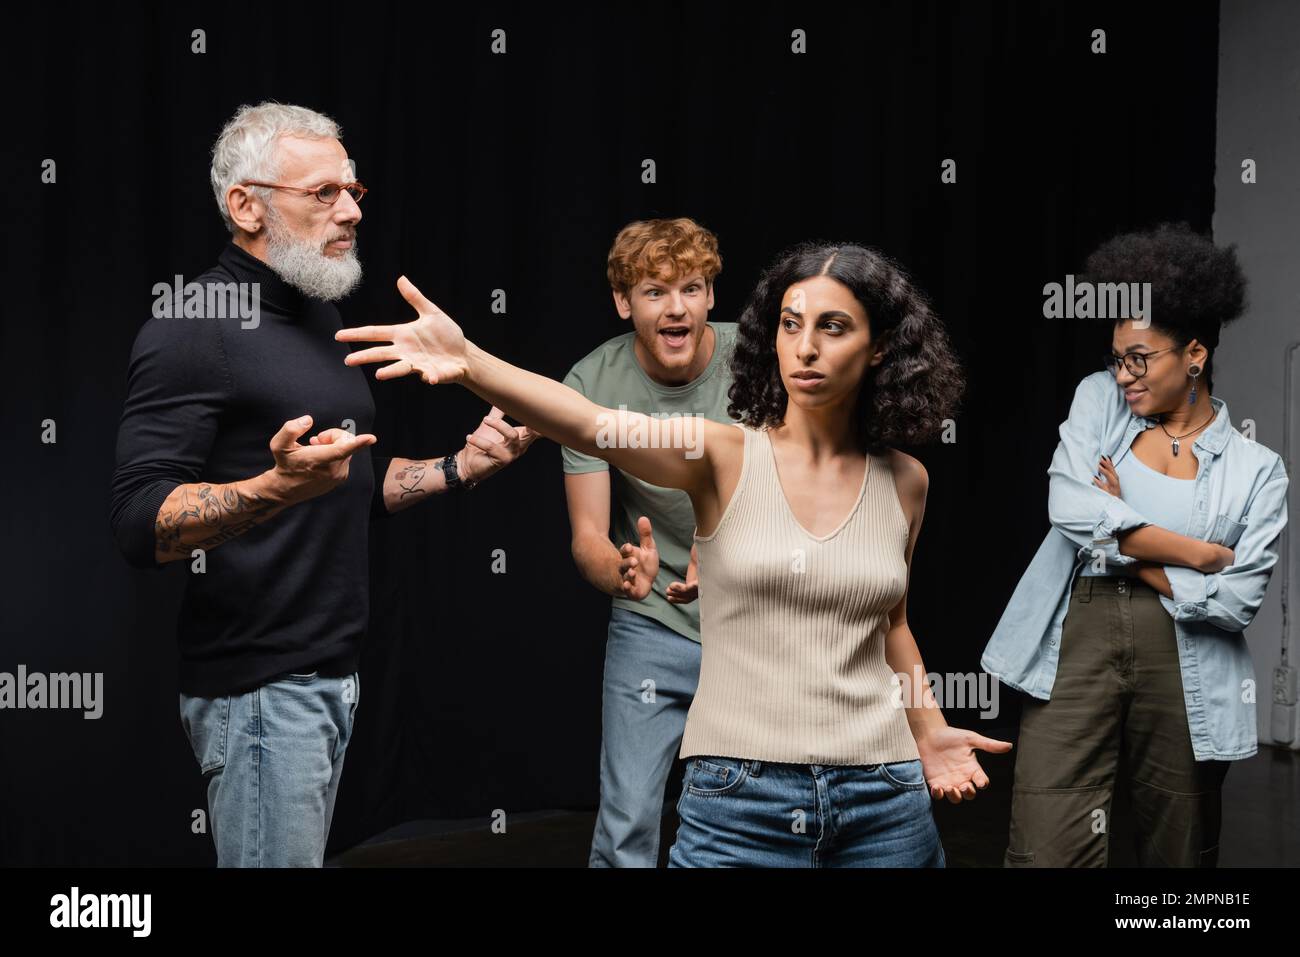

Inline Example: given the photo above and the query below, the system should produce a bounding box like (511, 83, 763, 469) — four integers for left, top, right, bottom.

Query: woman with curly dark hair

(338, 241, 1010, 867)
(983, 223, 1289, 867)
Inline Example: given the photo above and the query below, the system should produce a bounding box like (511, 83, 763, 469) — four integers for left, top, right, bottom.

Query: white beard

(264, 209, 363, 302)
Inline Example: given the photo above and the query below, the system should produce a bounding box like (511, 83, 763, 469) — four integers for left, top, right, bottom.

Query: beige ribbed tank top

(679, 423, 920, 765)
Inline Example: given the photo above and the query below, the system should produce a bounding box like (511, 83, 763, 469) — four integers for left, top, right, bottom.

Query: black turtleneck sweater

(111, 242, 389, 696)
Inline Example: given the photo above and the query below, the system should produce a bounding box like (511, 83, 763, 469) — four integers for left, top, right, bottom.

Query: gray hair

(210, 102, 342, 234)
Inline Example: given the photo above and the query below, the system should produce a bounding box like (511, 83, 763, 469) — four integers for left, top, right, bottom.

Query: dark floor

(329, 744, 1300, 867)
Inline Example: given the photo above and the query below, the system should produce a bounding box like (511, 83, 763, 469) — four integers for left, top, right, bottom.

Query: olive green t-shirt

(561, 322, 739, 642)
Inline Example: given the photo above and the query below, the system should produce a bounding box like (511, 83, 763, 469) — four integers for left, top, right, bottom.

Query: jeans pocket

(878, 759, 927, 793)
(685, 756, 750, 797)
(340, 674, 360, 745)
(342, 673, 359, 708)
(179, 693, 230, 775)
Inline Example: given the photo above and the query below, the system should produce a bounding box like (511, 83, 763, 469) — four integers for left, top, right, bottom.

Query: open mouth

(659, 326, 690, 347)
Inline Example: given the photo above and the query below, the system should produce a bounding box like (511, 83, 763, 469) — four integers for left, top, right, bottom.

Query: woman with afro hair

(339, 241, 1010, 867)
(984, 223, 1290, 867)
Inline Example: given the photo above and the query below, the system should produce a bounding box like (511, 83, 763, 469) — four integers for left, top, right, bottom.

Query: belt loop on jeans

(1078, 575, 1093, 603)
(747, 760, 763, 777)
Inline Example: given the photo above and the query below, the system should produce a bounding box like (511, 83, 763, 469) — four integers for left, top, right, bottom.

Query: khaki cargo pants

(1004, 575, 1231, 867)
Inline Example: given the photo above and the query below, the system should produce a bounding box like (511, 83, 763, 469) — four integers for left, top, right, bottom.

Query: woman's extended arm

(338, 276, 730, 498)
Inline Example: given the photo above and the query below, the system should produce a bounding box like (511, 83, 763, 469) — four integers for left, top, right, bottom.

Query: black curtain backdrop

(4, 0, 1220, 865)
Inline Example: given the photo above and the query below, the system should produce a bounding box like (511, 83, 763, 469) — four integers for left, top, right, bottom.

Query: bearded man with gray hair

(110, 102, 535, 867)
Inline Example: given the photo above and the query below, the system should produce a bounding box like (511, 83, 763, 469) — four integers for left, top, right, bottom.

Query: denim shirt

(981, 371, 1290, 761)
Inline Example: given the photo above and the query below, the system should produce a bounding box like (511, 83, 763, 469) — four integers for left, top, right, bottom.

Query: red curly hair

(606, 218, 722, 295)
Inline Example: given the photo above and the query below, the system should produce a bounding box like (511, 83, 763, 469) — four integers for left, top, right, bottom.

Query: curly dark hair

(1082, 222, 1247, 393)
(727, 242, 965, 453)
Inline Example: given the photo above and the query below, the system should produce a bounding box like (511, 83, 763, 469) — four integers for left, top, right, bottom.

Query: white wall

(1214, 0, 1300, 749)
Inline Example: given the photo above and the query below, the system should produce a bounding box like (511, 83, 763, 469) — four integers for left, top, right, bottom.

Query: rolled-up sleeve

(1165, 457, 1289, 630)
(1046, 373, 1150, 567)
(109, 316, 230, 568)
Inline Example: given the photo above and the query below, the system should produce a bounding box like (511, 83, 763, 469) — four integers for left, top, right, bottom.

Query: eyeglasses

(1103, 347, 1177, 379)
(242, 181, 368, 205)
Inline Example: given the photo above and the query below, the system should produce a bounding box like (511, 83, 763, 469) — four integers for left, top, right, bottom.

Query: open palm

(337, 275, 469, 385)
(915, 725, 1013, 804)
(619, 516, 660, 600)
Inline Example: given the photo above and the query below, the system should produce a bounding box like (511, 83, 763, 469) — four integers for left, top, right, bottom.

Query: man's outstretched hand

(338, 276, 469, 385)
(619, 516, 660, 600)
(621, 522, 699, 603)
(461, 405, 539, 483)
(666, 543, 700, 604)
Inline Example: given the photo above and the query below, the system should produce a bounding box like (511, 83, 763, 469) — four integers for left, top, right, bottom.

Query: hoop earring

(1188, 364, 1202, 405)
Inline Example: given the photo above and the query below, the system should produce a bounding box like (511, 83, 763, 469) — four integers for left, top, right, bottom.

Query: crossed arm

(1047, 374, 1234, 594)
(1098, 455, 1289, 625)
(1094, 455, 1227, 598)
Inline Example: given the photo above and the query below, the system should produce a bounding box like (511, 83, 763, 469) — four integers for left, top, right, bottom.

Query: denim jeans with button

(178, 670, 360, 867)
(668, 756, 946, 867)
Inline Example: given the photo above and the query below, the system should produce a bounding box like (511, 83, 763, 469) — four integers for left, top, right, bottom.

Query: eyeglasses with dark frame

(1103, 347, 1178, 379)
(241, 181, 368, 205)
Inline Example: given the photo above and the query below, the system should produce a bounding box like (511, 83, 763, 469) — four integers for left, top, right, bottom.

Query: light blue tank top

(1079, 450, 1195, 576)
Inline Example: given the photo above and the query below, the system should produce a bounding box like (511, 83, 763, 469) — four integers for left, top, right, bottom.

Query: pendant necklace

(1157, 410, 1215, 457)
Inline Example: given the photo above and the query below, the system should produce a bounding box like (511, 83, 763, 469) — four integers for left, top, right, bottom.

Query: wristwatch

(441, 452, 477, 491)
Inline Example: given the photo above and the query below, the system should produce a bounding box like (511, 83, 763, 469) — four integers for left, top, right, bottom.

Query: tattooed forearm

(382, 456, 452, 514)
(396, 460, 432, 499)
(154, 480, 284, 563)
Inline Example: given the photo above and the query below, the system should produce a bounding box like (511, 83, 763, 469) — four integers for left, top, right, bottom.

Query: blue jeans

(178, 670, 360, 867)
(668, 757, 947, 867)
(589, 607, 702, 867)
